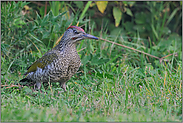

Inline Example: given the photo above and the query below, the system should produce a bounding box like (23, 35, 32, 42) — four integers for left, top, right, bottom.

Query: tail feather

(19, 78, 29, 82)
(19, 78, 35, 86)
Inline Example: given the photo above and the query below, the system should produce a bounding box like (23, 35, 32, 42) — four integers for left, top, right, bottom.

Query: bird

(19, 26, 98, 91)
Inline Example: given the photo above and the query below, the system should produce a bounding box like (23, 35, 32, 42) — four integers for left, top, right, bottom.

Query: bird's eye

(73, 30, 79, 34)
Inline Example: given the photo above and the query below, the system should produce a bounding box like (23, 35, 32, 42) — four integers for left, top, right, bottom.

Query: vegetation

(1, 1, 182, 122)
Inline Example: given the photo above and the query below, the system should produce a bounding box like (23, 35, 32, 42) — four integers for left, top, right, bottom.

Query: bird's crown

(67, 26, 85, 33)
(59, 25, 98, 46)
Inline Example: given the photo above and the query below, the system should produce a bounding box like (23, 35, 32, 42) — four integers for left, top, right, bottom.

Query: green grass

(1, 58, 182, 122)
(1, 1, 182, 122)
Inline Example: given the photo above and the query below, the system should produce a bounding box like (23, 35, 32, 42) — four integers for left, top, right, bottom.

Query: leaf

(135, 12, 147, 24)
(13, 18, 26, 28)
(133, 25, 146, 32)
(42, 31, 50, 39)
(126, 8, 133, 16)
(96, 1, 108, 14)
(73, 1, 84, 9)
(161, 27, 171, 35)
(50, 1, 60, 16)
(151, 24, 159, 40)
(113, 7, 122, 27)
(124, 21, 134, 32)
(110, 27, 123, 36)
(61, 6, 70, 19)
(166, 7, 180, 26)
(23, 5, 30, 11)
(78, 1, 92, 22)
(36, 11, 41, 22)
(126, 1, 136, 7)
(89, 3, 96, 7)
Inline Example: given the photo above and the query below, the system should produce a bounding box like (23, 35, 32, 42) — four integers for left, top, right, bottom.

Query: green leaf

(42, 31, 50, 39)
(73, 1, 84, 9)
(13, 18, 26, 28)
(50, 1, 61, 16)
(166, 7, 180, 26)
(126, 8, 133, 16)
(96, 1, 108, 14)
(161, 27, 171, 35)
(151, 24, 159, 40)
(113, 7, 122, 27)
(52, 11, 67, 22)
(110, 27, 123, 36)
(126, 1, 136, 7)
(79, 1, 92, 21)
(135, 12, 147, 24)
(133, 25, 146, 32)
(124, 21, 134, 32)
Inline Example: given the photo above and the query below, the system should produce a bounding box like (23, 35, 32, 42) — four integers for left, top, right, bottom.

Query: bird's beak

(83, 34, 98, 40)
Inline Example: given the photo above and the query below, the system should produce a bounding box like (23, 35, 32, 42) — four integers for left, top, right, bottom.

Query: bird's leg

(62, 82, 67, 92)
(35, 82, 42, 92)
(36, 82, 41, 90)
(34, 83, 36, 90)
(58, 82, 66, 94)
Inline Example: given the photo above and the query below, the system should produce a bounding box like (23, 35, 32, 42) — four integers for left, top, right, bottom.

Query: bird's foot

(58, 90, 65, 94)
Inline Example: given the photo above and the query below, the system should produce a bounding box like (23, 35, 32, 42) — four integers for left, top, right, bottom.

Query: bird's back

(24, 43, 81, 84)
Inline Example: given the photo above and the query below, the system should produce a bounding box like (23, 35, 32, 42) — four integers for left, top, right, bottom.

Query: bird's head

(61, 26, 98, 44)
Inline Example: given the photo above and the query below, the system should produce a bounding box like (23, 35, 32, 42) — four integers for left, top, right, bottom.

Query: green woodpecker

(20, 26, 98, 91)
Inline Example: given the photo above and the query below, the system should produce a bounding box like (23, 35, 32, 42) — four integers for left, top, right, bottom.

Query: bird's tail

(19, 78, 29, 82)
(19, 78, 35, 86)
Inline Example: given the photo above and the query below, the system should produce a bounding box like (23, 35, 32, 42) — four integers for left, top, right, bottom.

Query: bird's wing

(24, 52, 58, 75)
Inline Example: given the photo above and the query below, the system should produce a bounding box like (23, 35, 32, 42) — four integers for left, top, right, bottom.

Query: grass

(1, 54, 182, 122)
(1, 1, 182, 122)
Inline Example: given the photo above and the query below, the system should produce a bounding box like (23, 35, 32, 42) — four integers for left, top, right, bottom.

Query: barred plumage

(19, 26, 98, 91)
